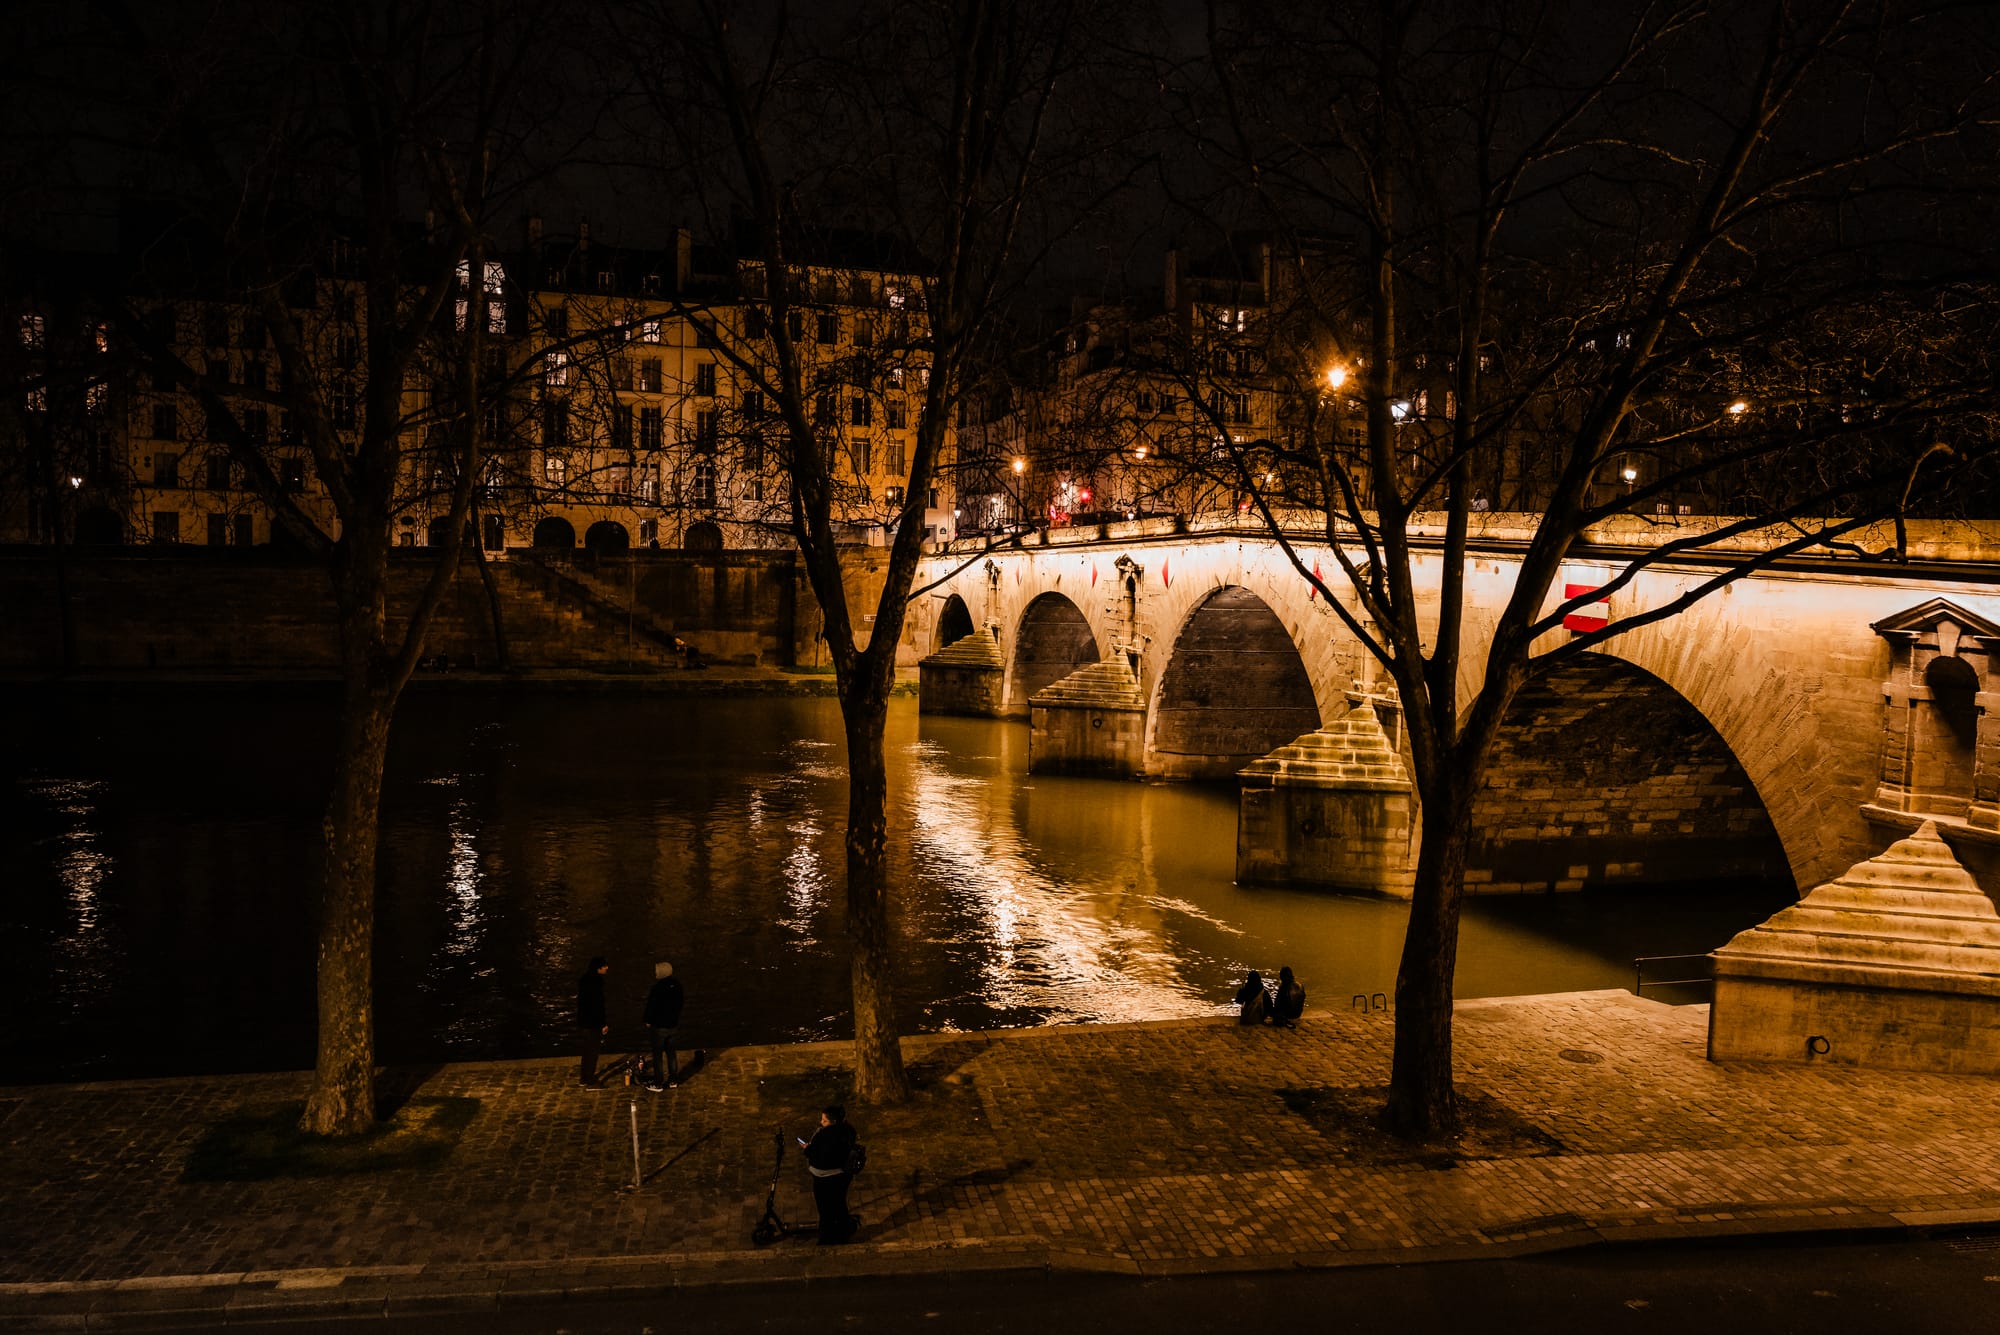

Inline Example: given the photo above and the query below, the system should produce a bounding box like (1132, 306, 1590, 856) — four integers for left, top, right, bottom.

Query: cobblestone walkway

(5, 991, 1999, 1316)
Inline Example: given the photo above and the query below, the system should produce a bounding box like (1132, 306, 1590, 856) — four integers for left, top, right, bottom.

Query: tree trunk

(1386, 771, 1475, 1140)
(301, 589, 395, 1137)
(842, 689, 909, 1103)
(469, 518, 510, 671)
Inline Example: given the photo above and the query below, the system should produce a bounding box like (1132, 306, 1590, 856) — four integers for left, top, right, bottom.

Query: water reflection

(0, 690, 1795, 1084)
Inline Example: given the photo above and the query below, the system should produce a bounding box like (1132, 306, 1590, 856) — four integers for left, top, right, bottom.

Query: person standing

(576, 956, 609, 1087)
(802, 1105, 859, 1245)
(642, 960, 685, 1091)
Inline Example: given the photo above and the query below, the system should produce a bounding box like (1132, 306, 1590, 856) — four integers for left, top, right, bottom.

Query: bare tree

(38, 0, 567, 1134)
(1175, 0, 2000, 1137)
(619, 0, 1136, 1099)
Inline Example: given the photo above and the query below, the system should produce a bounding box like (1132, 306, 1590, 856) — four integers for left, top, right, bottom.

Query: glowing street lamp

(1325, 365, 1348, 390)
(1727, 400, 1749, 416)
(1621, 466, 1638, 483)
(1134, 445, 1148, 460)
(1011, 457, 1026, 474)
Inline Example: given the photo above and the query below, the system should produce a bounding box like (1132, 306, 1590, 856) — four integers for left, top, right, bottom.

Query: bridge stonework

(912, 520, 2000, 898)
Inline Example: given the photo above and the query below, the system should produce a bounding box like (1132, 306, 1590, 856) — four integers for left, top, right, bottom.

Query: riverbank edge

(8, 996, 2000, 1330)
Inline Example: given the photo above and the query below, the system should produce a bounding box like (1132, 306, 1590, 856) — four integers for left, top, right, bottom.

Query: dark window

(850, 397, 872, 427)
(886, 401, 906, 429)
(696, 408, 719, 447)
(850, 437, 871, 474)
(243, 407, 268, 444)
(746, 308, 768, 339)
(153, 451, 180, 487)
(786, 310, 804, 340)
(206, 456, 231, 490)
(208, 513, 228, 545)
(610, 404, 633, 450)
(547, 305, 569, 337)
(234, 514, 254, 546)
(638, 358, 662, 392)
(886, 441, 905, 474)
(332, 378, 357, 430)
(695, 362, 716, 396)
(152, 402, 178, 440)
(152, 511, 180, 544)
(542, 399, 569, 447)
(816, 313, 839, 344)
(280, 457, 305, 491)
(639, 406, 664, 450)
(742, 389, 764, 416)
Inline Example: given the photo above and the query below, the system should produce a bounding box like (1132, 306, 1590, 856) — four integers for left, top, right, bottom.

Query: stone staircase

(1028, 654, 1148, 712)
(511, 555, 693, 661)
(499, 558, 688, 668)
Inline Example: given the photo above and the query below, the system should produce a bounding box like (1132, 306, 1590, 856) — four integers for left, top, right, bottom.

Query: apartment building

(2, 221, 957, 553)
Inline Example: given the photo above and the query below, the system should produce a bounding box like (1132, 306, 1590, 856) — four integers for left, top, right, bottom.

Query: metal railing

(1634, 953, 1715, 996)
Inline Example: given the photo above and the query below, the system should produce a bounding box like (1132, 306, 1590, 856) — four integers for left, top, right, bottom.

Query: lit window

(544, 454, 567, 487)
(20, 314, 45, 349)
(545, 350, 568, 387)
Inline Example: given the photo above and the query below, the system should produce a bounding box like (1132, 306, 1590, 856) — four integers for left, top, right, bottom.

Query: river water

(0, 688, 1792, 1084)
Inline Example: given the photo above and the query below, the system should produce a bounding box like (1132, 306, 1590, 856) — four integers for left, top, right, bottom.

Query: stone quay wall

(0, 548, 809, 673)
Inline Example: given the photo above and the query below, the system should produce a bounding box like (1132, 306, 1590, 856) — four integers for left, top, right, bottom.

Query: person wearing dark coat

(801, 1105, 859, 1244)
(576, 957, 610, 1087)
(1272, 966, 1307, 1028)
(642, 961, 686, 1090)
(1235, 970, 1270, 1025)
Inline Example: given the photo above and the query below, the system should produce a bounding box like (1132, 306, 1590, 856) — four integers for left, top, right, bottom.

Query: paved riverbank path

(5, 991, 1999, 1325)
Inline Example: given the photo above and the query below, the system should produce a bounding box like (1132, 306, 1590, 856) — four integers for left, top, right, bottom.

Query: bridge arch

(937, 594, 975, 649)
(1009, 592, 1099, 712)
(1469, 652, 1791, 894)
(1147, 584, 1322, 780)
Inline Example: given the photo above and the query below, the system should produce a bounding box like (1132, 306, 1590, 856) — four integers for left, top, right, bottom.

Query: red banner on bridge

(1562, 582, 1610, 633)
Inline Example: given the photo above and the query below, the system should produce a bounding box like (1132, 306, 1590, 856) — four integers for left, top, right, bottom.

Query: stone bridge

(909, 515, 2000, 901)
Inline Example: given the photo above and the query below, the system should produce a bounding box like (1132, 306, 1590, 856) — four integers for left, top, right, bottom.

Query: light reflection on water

(0, 690, 1794, 1084)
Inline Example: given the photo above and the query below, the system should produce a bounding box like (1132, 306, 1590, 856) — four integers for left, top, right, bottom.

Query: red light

(1079, 488, 1092, 504)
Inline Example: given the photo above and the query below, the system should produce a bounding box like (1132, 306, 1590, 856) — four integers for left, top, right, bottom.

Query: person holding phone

(802, 1105, 859, 1244)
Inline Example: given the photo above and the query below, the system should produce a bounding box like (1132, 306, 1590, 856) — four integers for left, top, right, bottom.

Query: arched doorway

(1469, 653, 1790, 893)
(937, 594, 975, 648)
(584, 520, 630, 553)
(532, 516, 576, 549)
(1009, 593, 1098, 712)
(683, 520, 723, 554)
(1149, 586, 1319, 779)
(74, 507, 124, 545)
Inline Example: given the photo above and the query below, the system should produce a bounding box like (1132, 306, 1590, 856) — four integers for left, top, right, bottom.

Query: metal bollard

(629, 1099, 643, 1190)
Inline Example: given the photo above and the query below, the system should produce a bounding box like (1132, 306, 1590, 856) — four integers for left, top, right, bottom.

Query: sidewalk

(5, 990, 1999, 1328)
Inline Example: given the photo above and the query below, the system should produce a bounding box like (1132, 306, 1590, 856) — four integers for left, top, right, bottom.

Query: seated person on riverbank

(1272, 966, 1306, 1028)
(1235, 970, 1270, 1025)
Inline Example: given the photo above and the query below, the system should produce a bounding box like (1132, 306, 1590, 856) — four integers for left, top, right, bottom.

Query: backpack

(845, 1140, 867, 1175)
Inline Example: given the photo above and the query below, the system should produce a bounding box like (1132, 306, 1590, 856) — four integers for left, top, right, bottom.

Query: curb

(7, 1209, 2000, 1331)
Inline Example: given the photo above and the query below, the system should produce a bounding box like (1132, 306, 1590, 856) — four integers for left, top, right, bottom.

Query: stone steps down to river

(919, 628, 1005, 670)
(1237, 704, 1412, 793)
(1709, 820, 2000, 1072)
(1029, 655, 1147, 712)
(1713, 820, 2000, 989)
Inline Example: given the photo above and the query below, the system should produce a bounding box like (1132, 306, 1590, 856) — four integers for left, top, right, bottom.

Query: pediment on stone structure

(1870, 598, 2000, 645)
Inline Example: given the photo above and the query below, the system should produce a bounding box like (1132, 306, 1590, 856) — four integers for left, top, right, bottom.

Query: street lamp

(1011, 457, 1026, 474)
(67, 475, 83, 489)
(1326, 365, 1348, 390)
(1727, 400, 1749, 416)
(1621, 466, 1637, 483)
(1134, 445, 1148, 460)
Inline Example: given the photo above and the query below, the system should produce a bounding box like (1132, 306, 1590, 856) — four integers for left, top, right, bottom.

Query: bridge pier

(917, 624, 1007, 716)
(1236, 704, 1416, 896)
(1029, 656, 1148, 776)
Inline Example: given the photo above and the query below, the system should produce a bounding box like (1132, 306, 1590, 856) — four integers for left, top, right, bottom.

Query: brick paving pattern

(4, 991, 1999, 1307)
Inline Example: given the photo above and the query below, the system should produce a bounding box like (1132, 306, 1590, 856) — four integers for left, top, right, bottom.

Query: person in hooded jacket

(801, 1105, 859, 1244)
(1272, 966, 1307, 1028)
(642, 960, 685, 1090)
(1235, 970, 1270, 1025)
(576, 957, 609, 1087)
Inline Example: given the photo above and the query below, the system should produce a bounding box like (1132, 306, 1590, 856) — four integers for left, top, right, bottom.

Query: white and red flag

(1561, 580, 1610, 633)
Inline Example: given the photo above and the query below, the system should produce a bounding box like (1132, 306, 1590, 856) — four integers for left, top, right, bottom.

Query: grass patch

(1278, 1085, 1563, 1169)
(182, 1097, 480, 1182)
